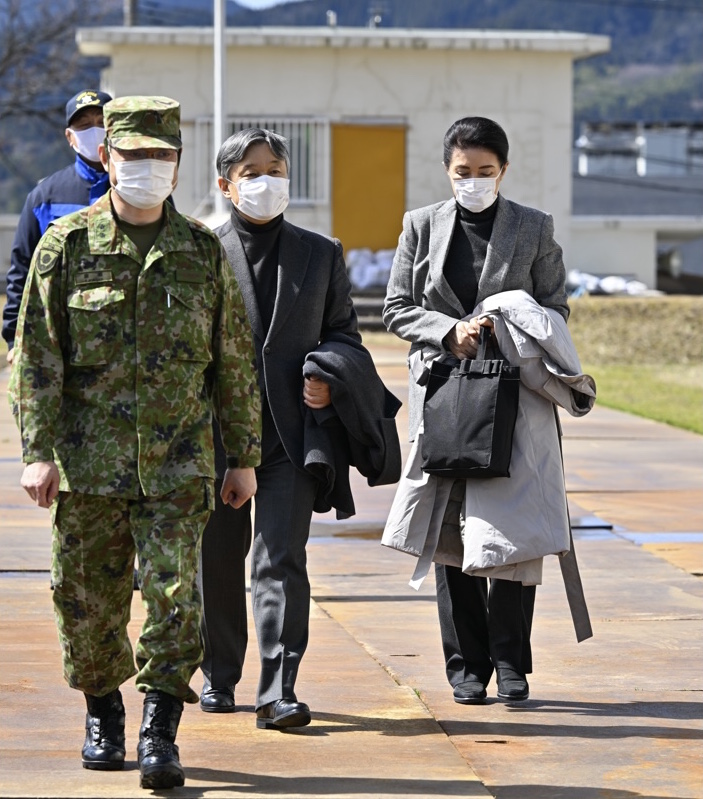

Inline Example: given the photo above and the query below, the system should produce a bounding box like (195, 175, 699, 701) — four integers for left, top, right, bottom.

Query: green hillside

(236, 0, 703, 125)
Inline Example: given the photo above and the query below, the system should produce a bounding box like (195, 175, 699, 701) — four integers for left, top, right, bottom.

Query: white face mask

(71, 126, 105, 163)
(454, 170, 502, 213)
(233, 175, 290, 221)
(112, 159, 176, 210)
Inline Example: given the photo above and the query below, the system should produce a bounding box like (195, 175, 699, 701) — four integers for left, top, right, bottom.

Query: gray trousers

(251, 443, 318, 708)
(199, 409, 318, 709)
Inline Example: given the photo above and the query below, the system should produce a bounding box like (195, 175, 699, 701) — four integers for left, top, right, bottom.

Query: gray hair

(216, 128, 290, 178)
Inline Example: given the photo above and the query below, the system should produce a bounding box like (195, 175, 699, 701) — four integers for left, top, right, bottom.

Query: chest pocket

(162, 282, 213, 362)
(67, 286, 125, 366)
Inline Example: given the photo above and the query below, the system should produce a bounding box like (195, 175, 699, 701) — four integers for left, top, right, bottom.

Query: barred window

(195, 116, 329, 206)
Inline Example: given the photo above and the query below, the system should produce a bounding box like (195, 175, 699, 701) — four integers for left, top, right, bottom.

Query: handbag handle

(457, 326, 500, 375)
(476, 324, 495, 361)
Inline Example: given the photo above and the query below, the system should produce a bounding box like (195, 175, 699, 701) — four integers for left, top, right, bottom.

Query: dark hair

(442, 117, 509, 168)
(217, 127, 290, 178)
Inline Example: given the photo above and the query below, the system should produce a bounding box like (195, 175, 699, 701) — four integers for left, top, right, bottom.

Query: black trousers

(435, 563, 536, 687)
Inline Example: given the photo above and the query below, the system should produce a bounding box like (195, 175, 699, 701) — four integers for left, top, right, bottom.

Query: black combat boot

(81, 689, 126, 770)
(137, 691, 185, 789)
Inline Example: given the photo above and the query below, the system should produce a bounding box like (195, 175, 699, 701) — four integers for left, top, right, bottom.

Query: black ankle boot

(137, 691, 185, 789)
(82, 689, 126, 771)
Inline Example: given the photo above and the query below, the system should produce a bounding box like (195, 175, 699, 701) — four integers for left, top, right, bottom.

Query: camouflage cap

(104, 96, 182, 150)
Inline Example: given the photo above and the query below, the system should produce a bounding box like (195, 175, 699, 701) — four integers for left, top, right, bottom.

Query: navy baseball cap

(65, 90, 113, 126)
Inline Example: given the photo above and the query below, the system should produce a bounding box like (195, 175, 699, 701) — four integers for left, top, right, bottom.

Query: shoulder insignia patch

(36, 247, 61, 275)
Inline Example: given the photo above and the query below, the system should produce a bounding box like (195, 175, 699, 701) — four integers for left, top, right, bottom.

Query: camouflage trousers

(50, 479, 214, 703)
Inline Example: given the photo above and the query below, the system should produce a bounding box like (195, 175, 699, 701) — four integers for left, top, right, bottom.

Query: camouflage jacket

(9, 191, 261, 497)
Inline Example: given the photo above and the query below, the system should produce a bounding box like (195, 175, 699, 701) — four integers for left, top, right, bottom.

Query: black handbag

(421, 326, 520, 479)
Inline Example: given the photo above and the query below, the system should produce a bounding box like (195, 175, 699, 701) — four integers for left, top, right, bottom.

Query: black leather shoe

(453, 680, 487, 705)
(256, 699, 311, 729)
(200, 685, 235, 713)
(496, 669, 530, 701)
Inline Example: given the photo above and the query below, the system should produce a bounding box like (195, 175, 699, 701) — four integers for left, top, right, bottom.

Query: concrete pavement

(1, 333, 702, 798)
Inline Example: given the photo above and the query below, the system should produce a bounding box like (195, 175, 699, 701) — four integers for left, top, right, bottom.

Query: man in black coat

(199, 128, 395, 730)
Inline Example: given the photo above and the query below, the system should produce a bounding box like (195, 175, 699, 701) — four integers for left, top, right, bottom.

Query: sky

(233, 0, 304, 8)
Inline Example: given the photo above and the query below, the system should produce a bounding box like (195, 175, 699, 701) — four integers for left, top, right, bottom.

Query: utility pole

(213, 0, 227, 214)
(123, 0, 136, 25)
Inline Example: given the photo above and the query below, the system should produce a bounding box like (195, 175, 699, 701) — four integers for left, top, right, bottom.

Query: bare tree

(0, 0, 120, 210)
(0, 0, 120, 126)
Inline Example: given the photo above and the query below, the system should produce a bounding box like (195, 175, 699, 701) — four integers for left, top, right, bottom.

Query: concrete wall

(570, 216, 703, 287)
(570, 218, 657, 284)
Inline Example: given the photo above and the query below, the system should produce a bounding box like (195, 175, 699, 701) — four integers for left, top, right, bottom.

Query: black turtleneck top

(443, 197, 499, 315)
(230, 207, 284, 332)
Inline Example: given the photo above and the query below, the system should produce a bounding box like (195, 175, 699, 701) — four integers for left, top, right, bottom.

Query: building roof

(77, 25, 610, 59)
(573, 174, 703, 217)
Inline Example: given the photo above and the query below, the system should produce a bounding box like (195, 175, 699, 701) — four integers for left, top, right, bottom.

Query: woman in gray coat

(383, 116, 570, 705)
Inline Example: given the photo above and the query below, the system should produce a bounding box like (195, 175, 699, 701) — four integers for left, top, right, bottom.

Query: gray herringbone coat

(383, 195, 570, 439)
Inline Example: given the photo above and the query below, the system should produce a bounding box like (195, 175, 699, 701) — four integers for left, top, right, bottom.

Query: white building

(76, 25, 609, 266)
(4, 26, 701, 294)
(570, 121, 703, 289)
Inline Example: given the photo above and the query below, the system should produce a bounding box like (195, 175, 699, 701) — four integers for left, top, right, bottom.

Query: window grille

(195, 115, 329, 206)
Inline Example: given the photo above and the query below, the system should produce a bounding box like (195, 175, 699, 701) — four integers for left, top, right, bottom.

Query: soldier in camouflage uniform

(9, 96, 261, 791)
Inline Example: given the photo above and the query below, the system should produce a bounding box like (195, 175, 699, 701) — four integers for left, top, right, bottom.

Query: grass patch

(581, 362, 703, 435)
(568, 296, 702, 365)
(570, 296, 703, 435)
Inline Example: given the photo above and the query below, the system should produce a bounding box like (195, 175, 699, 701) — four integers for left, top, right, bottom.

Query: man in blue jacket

(2, 89, 112, 363)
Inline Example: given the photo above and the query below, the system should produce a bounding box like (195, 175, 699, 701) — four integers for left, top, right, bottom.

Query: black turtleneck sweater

(230, 207, 284, 332)
(444, 197, 499, 315)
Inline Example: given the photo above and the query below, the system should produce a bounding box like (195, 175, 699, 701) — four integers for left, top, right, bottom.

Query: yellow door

(331, 123, 405, 252)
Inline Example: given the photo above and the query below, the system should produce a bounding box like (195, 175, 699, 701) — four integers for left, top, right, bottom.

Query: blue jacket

(2, 156, 109, 347)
